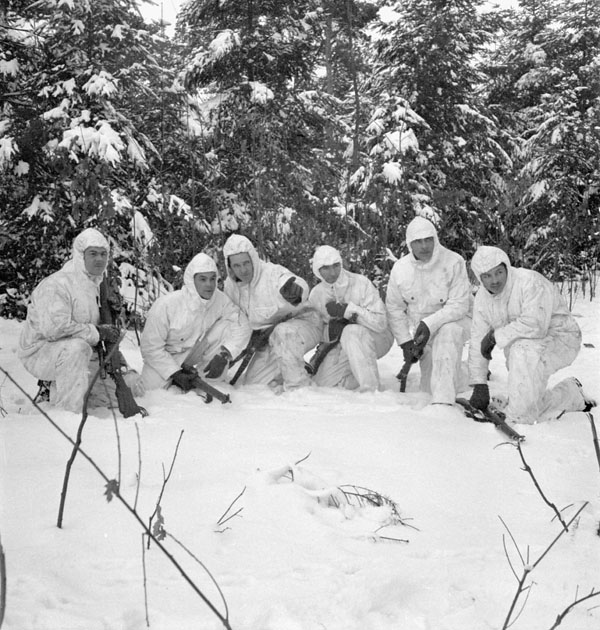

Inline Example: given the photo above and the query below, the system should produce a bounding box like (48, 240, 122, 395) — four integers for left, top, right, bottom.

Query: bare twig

(1, 369, 232, 630)
(141, 534, 150, 628)
(588, 413, 600, 474)
(294, 451, 312, 465)
(533, 502, 588, 570)
(134, 423, 142, 512)
(515, 441, 568, 531)
(548, 588, 600, 629)
(147, 431, 184, 549)
(216, 487, 246, 527)
(167, 532, 230, 621)
(0, 532, 6, 629)
(499, 503, 589, 630)
(111, 391, 123, 488)
(57, 339, 123, 528)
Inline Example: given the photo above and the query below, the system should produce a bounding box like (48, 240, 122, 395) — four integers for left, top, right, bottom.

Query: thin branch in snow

(587, 413, 600, 475)
(147, 430, 185, 549)
(134, 422, 142, 512)
(167, 531, 230, 621)
(1, 368, 232, 630)
(294, 451, 312, 465)
(216, 487, 246, 528)
(499, 502, 589, 630)
(515, 441, 568, 531)
(110, 392, 123, 488)
(57, 339, 123, 528)
(498, 515, 526, 566)
(0, 531, 6, 629)
(141, 534, 150, 628)
(547, 588, 600, 629)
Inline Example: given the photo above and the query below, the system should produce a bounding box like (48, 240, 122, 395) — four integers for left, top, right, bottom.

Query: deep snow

(1, 292, 599, 630)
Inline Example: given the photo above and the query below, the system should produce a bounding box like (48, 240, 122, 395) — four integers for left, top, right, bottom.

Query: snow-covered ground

(1, 293, 599, 630)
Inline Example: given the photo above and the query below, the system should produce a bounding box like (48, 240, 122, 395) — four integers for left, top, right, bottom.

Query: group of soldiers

(18, 216, 594, 425)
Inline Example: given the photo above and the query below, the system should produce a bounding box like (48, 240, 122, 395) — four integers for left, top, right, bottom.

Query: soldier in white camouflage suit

(468, 245, 594, 424)
(385, 216, 471, 404)
(308, 245, 393, 392)
(223, 235, 321, 392)
(19, 228, 126, 413)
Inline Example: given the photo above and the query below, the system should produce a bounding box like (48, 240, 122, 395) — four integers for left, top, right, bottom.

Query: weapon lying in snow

(456, 398, 525, 442)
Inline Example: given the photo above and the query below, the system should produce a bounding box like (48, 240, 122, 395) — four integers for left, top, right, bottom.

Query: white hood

(311, 245, 343, 283)
(470, 246, 511, 281)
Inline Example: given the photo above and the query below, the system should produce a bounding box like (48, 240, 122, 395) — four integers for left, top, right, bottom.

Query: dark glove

(325, 301, 348, 319)
(250, 328, 272, 351)
(97, 324, 120, 344)
(171, 367, 199, 392)
(400, 340, 419, 363)
(203, 348, 231, 379)
(480, 329, 496, 360)
(470, 383, 490, 411)
(413, 321, 430, 354)
(279, 276, 304, 306)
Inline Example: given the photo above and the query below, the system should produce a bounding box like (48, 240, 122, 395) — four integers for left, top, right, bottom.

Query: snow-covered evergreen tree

(366, 0, 512, 259)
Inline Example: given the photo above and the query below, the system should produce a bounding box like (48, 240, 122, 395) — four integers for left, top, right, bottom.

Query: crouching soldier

(19, 227, 135, 413)
(223, 234, 321, 392)
(308, 245, 393, 392)
(141, 253, 251, 392)
(385, 216, 471, 405)
(468, 245, 595, 424)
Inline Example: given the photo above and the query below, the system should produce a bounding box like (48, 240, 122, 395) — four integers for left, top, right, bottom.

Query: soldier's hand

(171, 368, 198, 392)
(325, 301, 348, 319)
(413, 321, 430, 354)
(480, 329, 496, 360)
(400, 340, 419, 363)
(203, 348, 231, 379)
(97, 324, 120, 344)
(279, 277, 304, 306)
(250, 328, 271, 351)
(470, 384, 490, 410)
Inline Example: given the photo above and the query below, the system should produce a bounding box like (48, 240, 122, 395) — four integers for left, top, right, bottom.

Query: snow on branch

(209, 30, 241, 60)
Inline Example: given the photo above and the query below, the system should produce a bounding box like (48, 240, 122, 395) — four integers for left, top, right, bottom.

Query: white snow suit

(385, 216, 471, 403)
(223, 235, 321, 390)
(469, 245, 584, 424)
(308, 246, 393, 391)
(18, 228, 115, 413)
(141, 253, 251, 389)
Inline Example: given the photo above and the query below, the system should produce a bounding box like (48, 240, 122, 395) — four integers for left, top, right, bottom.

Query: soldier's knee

(58, 338, 93, 366)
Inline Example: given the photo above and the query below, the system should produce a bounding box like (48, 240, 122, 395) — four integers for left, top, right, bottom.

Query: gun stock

(98, 277, 147, 418)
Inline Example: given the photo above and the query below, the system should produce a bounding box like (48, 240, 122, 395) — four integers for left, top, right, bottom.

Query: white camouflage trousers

(418, 320, 470, 404)
(142, 319, 231, 390)
(503, 332, 584, 424)
(242, 315, 321, 390)
(313, 325, 393, 392)
(22, 338, 119, 413)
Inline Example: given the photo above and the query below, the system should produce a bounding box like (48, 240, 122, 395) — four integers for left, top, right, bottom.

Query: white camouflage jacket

(385, 220, 471, 345)
(223, 234, 314, 330)
(468, 246, 581, 384)
(308, 246, 389, 336)
(141, 253, 250, 380)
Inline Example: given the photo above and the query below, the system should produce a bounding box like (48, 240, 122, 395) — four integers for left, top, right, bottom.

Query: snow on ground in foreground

(1, 295, 600, 630)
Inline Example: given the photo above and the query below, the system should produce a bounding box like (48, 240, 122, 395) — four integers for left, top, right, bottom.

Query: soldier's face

(410, 237, 434, 262)
(229, 253, 254, 284)
(83, 247, 108, 276)
(319, 262, 341, 284)
(480, 264, 508, 294)
(194, 272, 217, 299)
